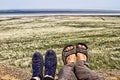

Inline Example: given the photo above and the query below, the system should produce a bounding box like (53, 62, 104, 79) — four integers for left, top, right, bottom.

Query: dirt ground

(0, 64, 120, 80)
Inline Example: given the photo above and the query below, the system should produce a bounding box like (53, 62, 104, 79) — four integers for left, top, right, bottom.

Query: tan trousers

(58, 61, 105, 80)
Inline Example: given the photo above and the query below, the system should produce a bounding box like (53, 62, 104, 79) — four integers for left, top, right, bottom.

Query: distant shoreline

(0, 9, 120, 17)
(0, 13, 120, 17)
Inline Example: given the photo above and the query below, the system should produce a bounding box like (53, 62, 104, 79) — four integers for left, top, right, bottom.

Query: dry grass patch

(0, 16, 120, 74)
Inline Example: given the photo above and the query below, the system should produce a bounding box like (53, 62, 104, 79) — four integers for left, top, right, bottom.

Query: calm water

(0, 9, 120, 17)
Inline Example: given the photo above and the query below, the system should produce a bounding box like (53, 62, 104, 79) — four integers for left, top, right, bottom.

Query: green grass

(0, 16, 120, 73)
(59, 21, 120, 28)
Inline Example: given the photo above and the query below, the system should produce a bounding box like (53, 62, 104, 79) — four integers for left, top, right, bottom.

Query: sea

(0, 9, 120, 17)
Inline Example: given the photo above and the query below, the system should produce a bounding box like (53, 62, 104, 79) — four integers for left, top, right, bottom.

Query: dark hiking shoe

(45, 50, 57, 78)
(32, 52, 43, 79)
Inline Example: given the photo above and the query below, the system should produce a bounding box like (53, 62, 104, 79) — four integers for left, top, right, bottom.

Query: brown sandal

(62, 45, 76, 65)
(76, 43, 89, 67)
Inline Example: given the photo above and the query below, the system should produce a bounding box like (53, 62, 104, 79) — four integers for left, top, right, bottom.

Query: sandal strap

(64, 49, 75, 57)
(83, 61, 89, 67)
(76, 48, 89, 57)
(76, 43, 89, 67)
(62, 45, 75, 65)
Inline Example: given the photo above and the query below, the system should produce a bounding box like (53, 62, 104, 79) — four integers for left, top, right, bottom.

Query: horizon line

(0, 8, 120, 11)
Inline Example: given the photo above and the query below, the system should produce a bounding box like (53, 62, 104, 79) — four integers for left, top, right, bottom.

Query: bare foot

(64, 45, 76, 64)
(77, 45, 87, 61)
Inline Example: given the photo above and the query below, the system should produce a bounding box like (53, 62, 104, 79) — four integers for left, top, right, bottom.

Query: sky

(0, 0, 120, 10)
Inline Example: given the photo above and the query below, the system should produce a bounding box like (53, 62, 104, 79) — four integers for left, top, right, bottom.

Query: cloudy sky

(0, 0, 120, 10)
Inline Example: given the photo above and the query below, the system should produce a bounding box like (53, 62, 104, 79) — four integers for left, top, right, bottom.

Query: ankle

(44, 75, 54, 79)
(31, 77, 41, 80)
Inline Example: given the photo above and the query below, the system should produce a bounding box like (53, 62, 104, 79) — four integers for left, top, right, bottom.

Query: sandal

(76, 43, 89, 67)
(62, 45, 76, 65)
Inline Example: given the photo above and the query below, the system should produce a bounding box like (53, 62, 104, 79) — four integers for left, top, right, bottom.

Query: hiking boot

(45, 50, 57, 78)
(32, 52, 44, 79)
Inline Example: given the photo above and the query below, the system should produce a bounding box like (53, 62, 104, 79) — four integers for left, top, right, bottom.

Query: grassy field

(0, 16, 120, 75)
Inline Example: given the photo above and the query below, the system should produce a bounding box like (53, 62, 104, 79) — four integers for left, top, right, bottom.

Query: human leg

(58, 45, 77, 80)
(75, 43, 105, 80)
(31, 52, 44, 80)
(58, 62, 77, 80)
